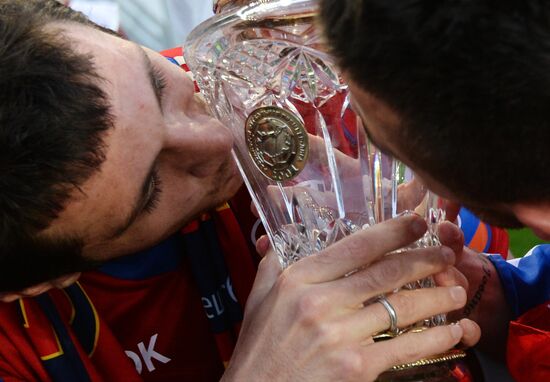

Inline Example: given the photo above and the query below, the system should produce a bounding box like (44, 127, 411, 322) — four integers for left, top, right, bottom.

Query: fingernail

(459, 318, 472, 331)
(441, 246, 456, 265)
(450, 286, 466, 303)
(451, 323, 463, 340)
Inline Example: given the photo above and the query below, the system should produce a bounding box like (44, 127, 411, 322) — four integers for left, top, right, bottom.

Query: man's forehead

(41, 24, 159, 248)
(52, 22, 140, 76)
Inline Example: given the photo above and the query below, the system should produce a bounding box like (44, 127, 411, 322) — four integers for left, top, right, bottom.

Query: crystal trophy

(185, 1, 470, 379)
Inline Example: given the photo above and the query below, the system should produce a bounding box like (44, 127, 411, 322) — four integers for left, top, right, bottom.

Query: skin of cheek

(44, 24, 242, 263)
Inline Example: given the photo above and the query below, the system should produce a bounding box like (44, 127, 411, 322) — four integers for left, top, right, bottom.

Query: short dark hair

(320, 0, 550, 206)
(0, 0, 113, 291)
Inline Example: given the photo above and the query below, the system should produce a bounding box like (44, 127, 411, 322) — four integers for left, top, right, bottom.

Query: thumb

(246, 248, 281, 312)
(255, 235, 270, 257)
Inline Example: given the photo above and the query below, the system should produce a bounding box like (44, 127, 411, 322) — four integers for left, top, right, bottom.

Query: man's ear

(512, 203, 550, 241)
(0, 273, 81, 303)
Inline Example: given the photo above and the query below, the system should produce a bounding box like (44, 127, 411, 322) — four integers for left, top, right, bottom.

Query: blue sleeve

(459, 208, 492, 253)
(488, 245, 550, 318)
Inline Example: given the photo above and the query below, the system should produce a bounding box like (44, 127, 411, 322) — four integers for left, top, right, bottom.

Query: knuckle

(377, 258, 404, 286)
(359, 268, 386, 293)
(309, 250, 335, 268)
(338, 236, 366, 263)
(332, 349, 364, 380)
(274, 271, 298, 292)
(295, 293, 326, 326)
(314, 323, 341, 350)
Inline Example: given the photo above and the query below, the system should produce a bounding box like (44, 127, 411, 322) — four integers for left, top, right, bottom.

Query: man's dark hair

(0, 0, 114, 291)
(320, 0, 550, 207)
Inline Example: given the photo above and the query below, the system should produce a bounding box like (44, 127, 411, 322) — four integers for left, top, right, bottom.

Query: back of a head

(0, 0, 113, 291)
(320, 0, 550, 206)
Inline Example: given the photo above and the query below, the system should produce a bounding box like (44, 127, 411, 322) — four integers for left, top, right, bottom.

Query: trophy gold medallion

(245, 106, 309, 182)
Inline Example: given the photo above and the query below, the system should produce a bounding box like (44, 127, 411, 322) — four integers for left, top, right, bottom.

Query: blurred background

(64, 0, 213, 51)
(63, 0, 547, 258)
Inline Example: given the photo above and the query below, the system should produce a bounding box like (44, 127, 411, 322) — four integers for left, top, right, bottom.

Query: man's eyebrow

(136, 44, 164, 108)
(109, 161, 158, 239)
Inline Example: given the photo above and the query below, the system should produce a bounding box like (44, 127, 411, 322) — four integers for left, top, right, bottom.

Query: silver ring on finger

(376, 295, 399, 336)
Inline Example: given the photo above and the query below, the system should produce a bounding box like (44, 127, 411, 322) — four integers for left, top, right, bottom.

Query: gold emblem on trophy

(245, 106, 309, 182)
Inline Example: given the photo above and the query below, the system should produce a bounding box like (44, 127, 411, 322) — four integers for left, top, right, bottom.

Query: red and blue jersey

(0, 202, 257, 382)
(490, 245, 550, 319)
(0, 45, 514, 381)
(0, 46, 260, 382)
(458, 208, 509, 258)
(489, 245, 550, 382)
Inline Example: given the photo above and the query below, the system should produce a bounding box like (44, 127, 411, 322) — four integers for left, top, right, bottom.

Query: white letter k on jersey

(125, 334, 172, 374)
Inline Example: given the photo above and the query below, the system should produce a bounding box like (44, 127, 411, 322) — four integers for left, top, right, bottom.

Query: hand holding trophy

(185, 1, 476, 380)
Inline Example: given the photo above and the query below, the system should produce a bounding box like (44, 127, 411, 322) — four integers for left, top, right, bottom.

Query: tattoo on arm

(462, 255, 492, 317)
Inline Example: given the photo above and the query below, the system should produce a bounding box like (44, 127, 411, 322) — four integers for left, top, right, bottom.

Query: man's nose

(164, 117, 233, 169)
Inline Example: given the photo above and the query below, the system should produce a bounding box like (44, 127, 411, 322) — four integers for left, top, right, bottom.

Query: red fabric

(0, 301, 56, 382)
(161, 47, 183, 58)
(488, 226, 510, 259)
(80, 264, 226, 381)
(177, 205, 257, 367)
(507, 301, 550, 382)
(213, 206, 257, 315)
(296, 93, 358, 157)
(0, 273, 220, 382)
(451, 363, 474, 382)
(0, 47, 258, 382)
(228, 187, 263, 265)
(0, 205, 256, 381)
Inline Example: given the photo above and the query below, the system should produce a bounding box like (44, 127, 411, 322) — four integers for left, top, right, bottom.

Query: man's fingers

(291, 214, 428, 283)
(437, 221, 464, 253)
(255, 235, 270, 257)
(343, 286, 467, 336)
(246, 248, 282, 310)
(362, 324, 464, 380)
(433, 267, 469, 289)
(458, 318, 481, 347)
(324, 245, 456, 306)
